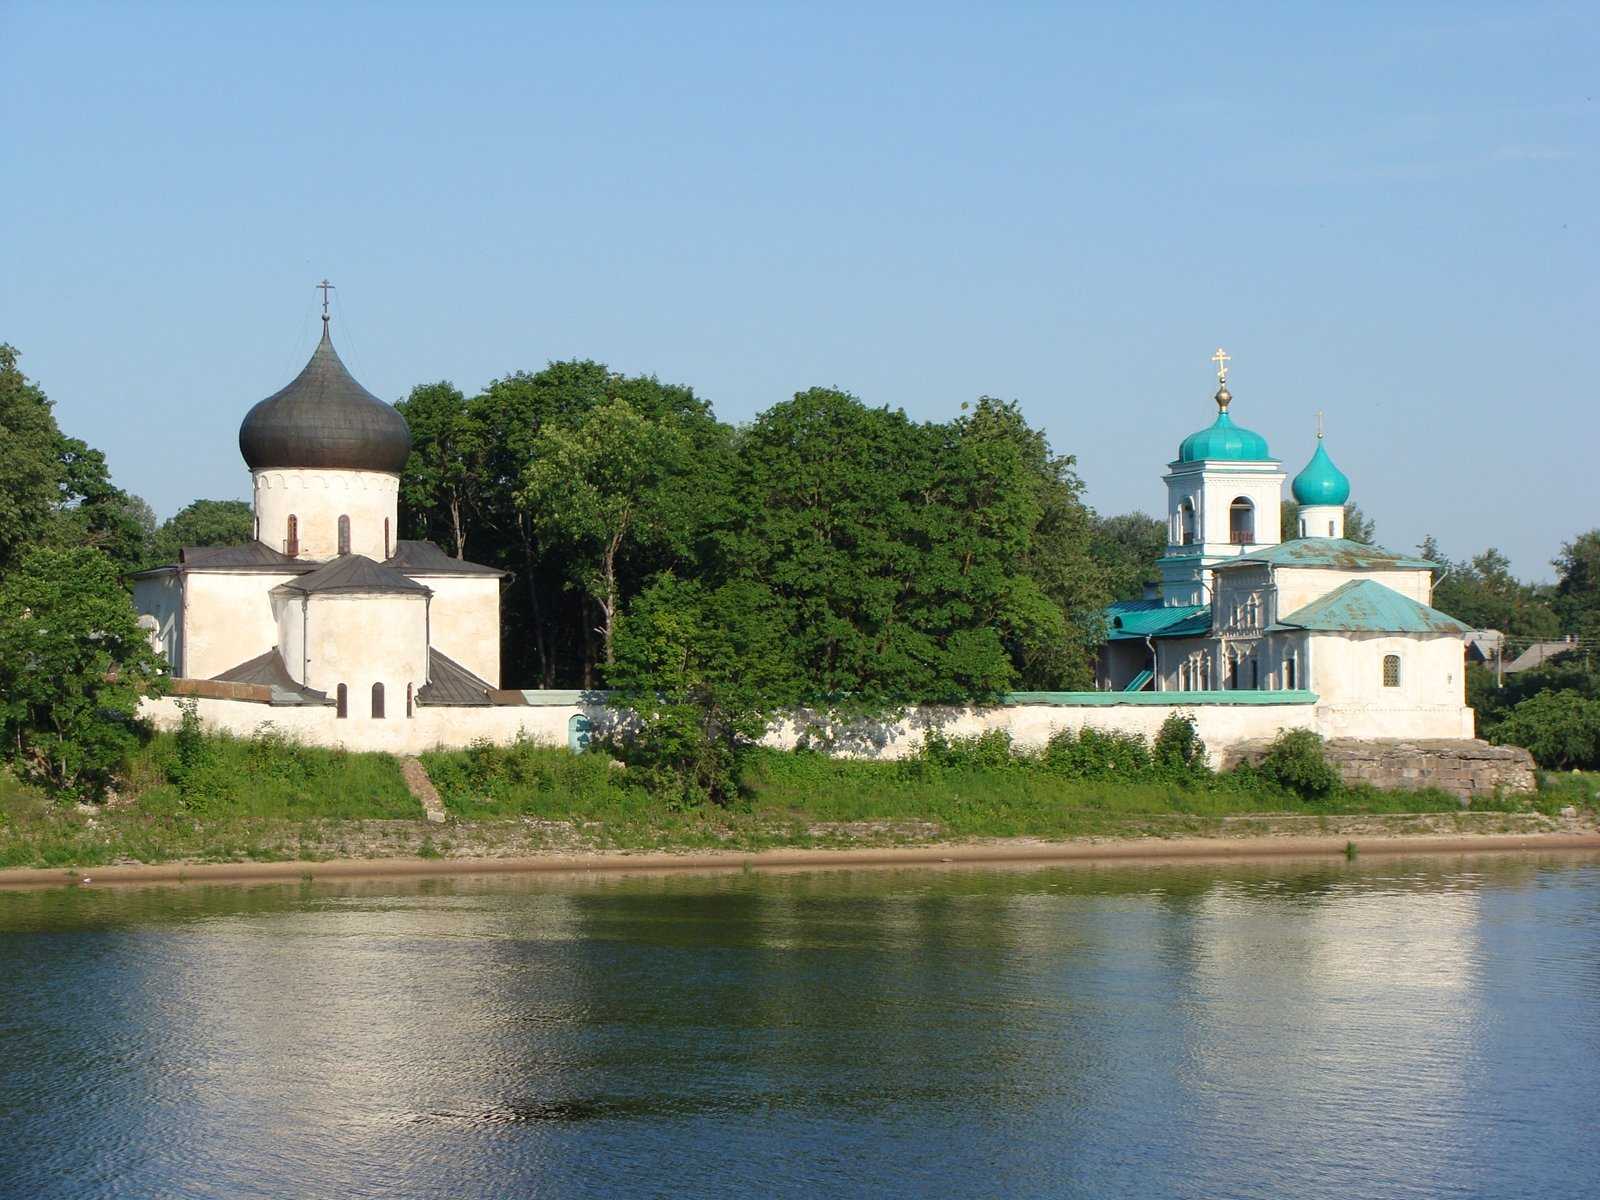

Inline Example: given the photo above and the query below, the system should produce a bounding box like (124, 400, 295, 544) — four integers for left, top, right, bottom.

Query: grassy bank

(1, 731, 1594, 872)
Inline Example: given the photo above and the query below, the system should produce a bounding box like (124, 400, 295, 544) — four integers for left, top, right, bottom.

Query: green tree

(148, 499, 256, 566)
(1425, 539, 1561, 637)
(0, 546, 167, 794)
(0, 344, 69, 572)
(1489, 690, 1600, 770)
(518, 397, 693, 669)
(1554, 530, 1600, 641)
(1091, 511, 1166, 602)
(608, 576, 799, 803)
(396, 382, 483, 559)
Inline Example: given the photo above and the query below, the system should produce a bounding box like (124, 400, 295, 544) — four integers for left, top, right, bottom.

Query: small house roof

(1271, 579, 1469, 634)
(417, 648, 494, 706)
(1220, 537, 1438, 572)
(1105, 600, 1211, 641)
(211, 649, 329, 704)
(275, 554, 430, 597)
(385, 539, 507, 578)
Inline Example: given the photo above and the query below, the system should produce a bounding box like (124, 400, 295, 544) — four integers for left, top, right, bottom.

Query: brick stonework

(1222, 738, 1536, 803)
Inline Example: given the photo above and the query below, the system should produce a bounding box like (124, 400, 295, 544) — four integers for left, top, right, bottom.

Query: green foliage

(1041, 726, 1154, 779)
(1488, 691, 1600, 770)
(1423, 537, 1562, 639)
(607, 575, 799, 805)
(0, 344, 68, 573)
(421, 737, 640, 818)
(148, 499, 255, 567)
(395, 382, 484, 558)
(1249, 730, 1342, 800)
(1091, 512, 1166, 602)
(0, 546, 167, 795)
(1554, 529, 1600, 643)
(917, 729, 1019, 772)
(152, 723, 416, 818)
(1153, 711, 1207, 776)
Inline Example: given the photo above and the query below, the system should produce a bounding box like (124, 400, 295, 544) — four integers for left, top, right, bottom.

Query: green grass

(1, 732, 1590, 872)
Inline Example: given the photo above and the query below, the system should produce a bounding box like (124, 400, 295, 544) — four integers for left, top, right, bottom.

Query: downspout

(1145, 635, 1159, 692)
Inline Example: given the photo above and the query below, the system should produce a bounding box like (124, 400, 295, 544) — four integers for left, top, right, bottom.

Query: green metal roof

(1005, 690, 1319, 706)
(1272, 579, 1470, 634)
(1178, 410, 1272, 462)
(1290, 440, 1351, 506)
(1219, 537, 1438, 572)
(1105, 600, 1211, 641)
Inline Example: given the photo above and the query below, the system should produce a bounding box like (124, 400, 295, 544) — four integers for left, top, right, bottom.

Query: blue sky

(2, 2, 1593, 578)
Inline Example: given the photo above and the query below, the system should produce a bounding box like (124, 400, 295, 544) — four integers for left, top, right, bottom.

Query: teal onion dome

(1177, 384, 1271, 462)
(1291, 439, 1351, 506)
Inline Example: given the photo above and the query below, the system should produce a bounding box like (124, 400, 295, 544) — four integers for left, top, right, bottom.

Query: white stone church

(134, 323, 1476, 759)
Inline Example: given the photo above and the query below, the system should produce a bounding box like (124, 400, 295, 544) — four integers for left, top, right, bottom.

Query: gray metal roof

(211, 649, 330, 704)
(417, 648, 493, 706)
(386, 539, 508, 577)
(275, 554, 431, 596)
(132, 540, 313, 578)
(238, 323, 412, 472)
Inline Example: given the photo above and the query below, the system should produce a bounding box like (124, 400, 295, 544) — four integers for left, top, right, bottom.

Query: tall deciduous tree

(1554, 530, 1600, 640)
(1091, 512, 1167, 603)
(0, 344, 68, 572)
(396, 382, 483, 559)
(148, 500, 256, 566)
(0, 546, 167, 794)
(518, 397, 692, 671)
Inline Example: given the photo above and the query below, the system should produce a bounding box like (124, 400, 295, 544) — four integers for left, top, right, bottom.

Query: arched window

(1226, 655, 1239, 689)
(1251, 660, 1260, 689)
(1284, 658, 1296, 689)
(1229, 497, 1254, 545)
(1299, 517, 1308, 537)
(384, 518, 391, 558)
(338, 514, 351, 556)
(371, 682, 385, 719)
(336, 683, 348, 718)
(1180, 500, 1197, 546)
(406, 682, 414, 718)
(254, 514, 260, 542)
(287, 514, 299, 558)
(1382, 654, 1401, 688)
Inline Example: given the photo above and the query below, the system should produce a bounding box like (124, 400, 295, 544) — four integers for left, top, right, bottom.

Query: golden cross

(317, 278, 335, 321)
(1211, 347, 1231, 383)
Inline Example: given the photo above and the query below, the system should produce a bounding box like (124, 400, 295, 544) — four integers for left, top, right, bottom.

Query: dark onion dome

(239, 322, 411, 472)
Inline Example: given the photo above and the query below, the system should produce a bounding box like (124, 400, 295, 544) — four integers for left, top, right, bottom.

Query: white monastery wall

(252, 468, 399, 561)
(182, 571, 298, 679)
(1305, 632, 1473, 738)
(416, 575, 501, 685)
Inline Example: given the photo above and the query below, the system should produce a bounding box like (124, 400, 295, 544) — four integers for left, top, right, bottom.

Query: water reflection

(2, 855, 1599, 1199)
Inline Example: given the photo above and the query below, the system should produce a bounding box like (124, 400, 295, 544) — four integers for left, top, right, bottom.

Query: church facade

(134, 325, 1476, 759)
(1096, 353, 1474, 741)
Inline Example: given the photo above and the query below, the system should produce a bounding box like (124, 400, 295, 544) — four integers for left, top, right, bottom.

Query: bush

(1251, 729, 1342, 800)
(1152, 712, 1208, 777)
(1042, 726, 1153, 780)
(1489, 690, 1600, 770)
(917, 729, 1018, 771)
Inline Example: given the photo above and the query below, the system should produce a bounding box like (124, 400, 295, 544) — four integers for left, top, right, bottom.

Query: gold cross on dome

(317, 278, 335, 320)
(1211, 347, 1231, 383)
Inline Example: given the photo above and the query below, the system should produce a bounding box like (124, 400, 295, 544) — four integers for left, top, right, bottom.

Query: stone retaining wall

(1224, 737, 1536, 801)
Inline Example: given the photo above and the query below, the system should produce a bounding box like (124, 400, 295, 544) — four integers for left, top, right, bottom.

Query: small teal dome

(1291, 440, 1351, 506)
(1178, 403, 1272, 462)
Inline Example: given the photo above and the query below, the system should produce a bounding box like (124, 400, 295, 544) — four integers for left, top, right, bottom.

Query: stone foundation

(1225, 737, 1536, 802)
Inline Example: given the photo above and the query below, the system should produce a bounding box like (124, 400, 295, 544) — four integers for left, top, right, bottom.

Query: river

(3, 854, 1598, 1199)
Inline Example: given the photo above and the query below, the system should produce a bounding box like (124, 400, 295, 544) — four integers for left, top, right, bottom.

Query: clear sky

(2, 3, 1593, 578)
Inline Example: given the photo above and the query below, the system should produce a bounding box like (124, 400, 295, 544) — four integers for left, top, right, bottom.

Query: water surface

(4, 855, 1599, 1199)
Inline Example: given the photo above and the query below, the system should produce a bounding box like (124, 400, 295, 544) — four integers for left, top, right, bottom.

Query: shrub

(1488, 690, 1600, 770)
(918, 729, 1017, 771)
(1042, 726, 1152, 779)
(1251, 729, 1341, 800)
(1152, 711, 1208, 777)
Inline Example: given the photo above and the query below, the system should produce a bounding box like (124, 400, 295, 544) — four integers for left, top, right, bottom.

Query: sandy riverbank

(5, 828, 1600, 889)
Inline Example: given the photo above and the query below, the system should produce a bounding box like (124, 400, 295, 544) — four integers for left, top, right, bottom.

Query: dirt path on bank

(5, 827, 1600, 889)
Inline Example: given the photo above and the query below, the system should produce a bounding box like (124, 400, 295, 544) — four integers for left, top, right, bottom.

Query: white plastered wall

(1297, 504, 1344, 539)
(301, 592, 430, 714)
(182, 571, 299, 679)
(412, 574, 501, 685)
(253, 468, 399, 561)
(132, 573, 183, 672)
(1271, 566, 1433, 617)
(1307, 632, 1474, 739)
